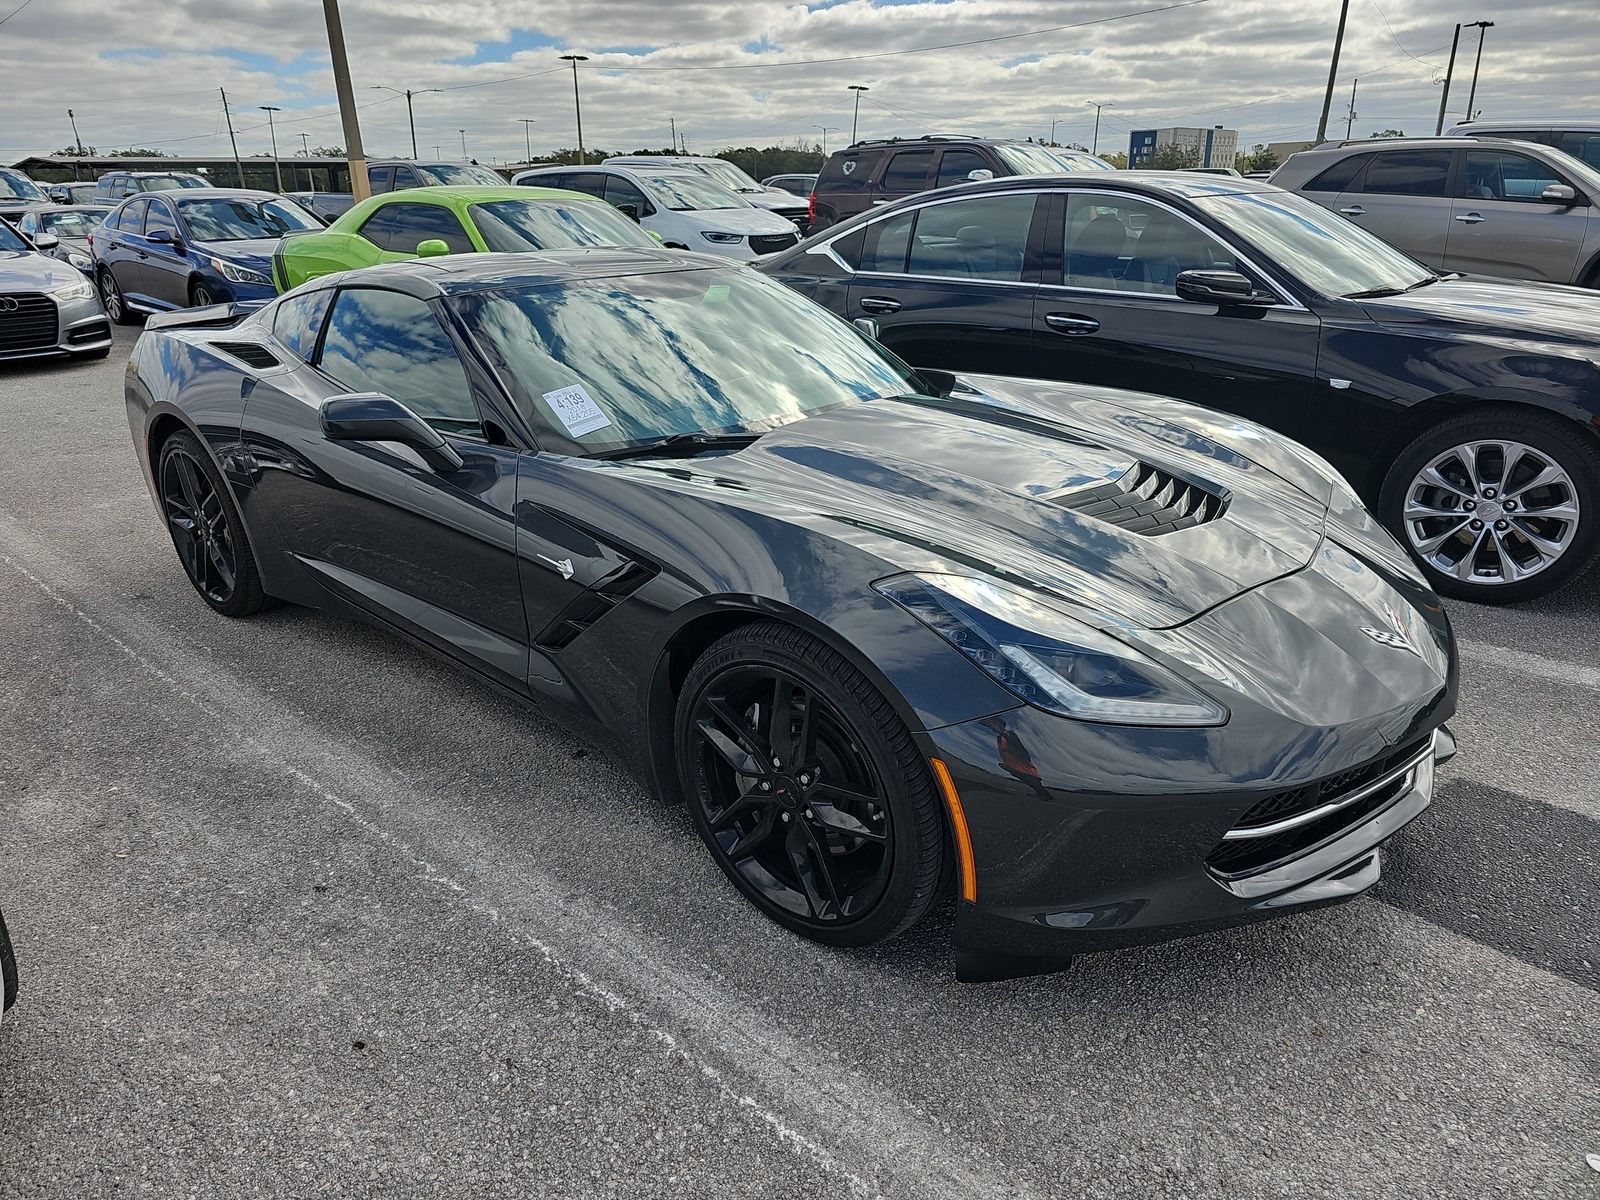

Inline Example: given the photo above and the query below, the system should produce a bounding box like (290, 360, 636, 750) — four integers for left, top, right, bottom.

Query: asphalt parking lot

(0, 326, 1596, 1199)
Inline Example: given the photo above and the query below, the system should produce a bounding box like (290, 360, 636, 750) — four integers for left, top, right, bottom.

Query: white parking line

(1458, 639, 1600, 693)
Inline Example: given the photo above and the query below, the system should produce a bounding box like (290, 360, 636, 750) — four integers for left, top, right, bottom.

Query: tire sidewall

(675, 627, 931, 948)
(190, 282, 215, 308)
(1380, 411, 1600, 603)
(157, 432, 258, 618)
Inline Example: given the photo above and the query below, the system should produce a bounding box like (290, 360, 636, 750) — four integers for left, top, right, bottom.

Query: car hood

(740, 191, 808, 215)
(200, 239, 279, 269)
(1357, 275, 1600, 346)
(685, 378, 1335, 630)
(684, 206, 802, 235)
(0, 249, 85, 290)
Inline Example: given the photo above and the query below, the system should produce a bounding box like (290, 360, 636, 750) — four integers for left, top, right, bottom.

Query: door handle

(1454, 212, 1485, 224)
(871, 199, 892, 206)
(1338, 205, 1366, 216)
(1044, 313, 1101, 335)
(858, 296, 902, 314)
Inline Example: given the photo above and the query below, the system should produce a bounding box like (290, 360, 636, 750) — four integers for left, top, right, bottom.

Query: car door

(1331, 148, 1456, 268)
(105, 198, 151, 298)
(1027, 190, 1321, 440)
(842, 190, 1045, 376)
(390, 165, 421, 191)
(872, 148, 936, 209)
(603, 175, 654, 224)
(140, 198, 190, 307)
(1446, 147, 1592, 282)
(243, 285, 530, 688)
(359, 201, 477, 256)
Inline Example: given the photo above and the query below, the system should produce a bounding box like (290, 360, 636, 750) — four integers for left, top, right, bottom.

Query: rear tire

(676, 621, 946, 947)
(1379, 409, 1600, 603)
(157, 431, 271, 618)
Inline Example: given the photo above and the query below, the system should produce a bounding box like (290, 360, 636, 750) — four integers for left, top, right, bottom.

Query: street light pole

(1087, 101, 1115, 154)
(458, 128, 467, 158)
(815, 125, 839, 159)
(1463, 21, 1494, 122)
(259, 105, 284, 192)
(1435, 23, 1463, 135)
(1345, 77, 1358, 138)
(321, 0, 371, 201)
(560, 54, 590, 163)
(371, 86, 441, 159)
(848, 85, 869, 143)
(519, 118, 536, 163)
(1315, 0, 1352, 143)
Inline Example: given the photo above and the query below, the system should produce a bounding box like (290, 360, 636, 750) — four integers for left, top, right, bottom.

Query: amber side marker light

(930, 757, 977, 903)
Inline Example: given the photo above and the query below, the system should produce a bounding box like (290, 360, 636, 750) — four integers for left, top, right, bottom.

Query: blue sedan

(92, 188, 320, 322)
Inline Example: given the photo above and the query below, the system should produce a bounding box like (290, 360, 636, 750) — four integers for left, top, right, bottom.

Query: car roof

(20, 202, 111, 213)
(1304, 136, 1538, 153)
(370, 159, 493, 170)
(303, 248, 726, 297)
(1453, 119, 1600, 133)
(518, 164, 700, 180)
(915, 170, 1279, 199)
(368, 185, 598, 203)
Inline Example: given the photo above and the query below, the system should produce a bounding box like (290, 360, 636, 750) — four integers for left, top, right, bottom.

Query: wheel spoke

(1417, 465, 1473, 501)
(1504, 462, 1563, 500)
(206, 539, 236, 591)
(809, 779, 879, 808)
(174, 454, 205, 514)
(1489, 528, 1527, 581)
(1404, 497, 1464, 520)
(807, 800, 887, 843)
(697, 696, 770, 775)
(726, 806, 779, 861)
(1451, 526, 1491, 580)
(786, 821, 842, 919)
(1412, 517, 1472, 556)
(710, 789, 768, 833)
(1517, 499, 1577, 523)
(1508, 519, 1568, 556)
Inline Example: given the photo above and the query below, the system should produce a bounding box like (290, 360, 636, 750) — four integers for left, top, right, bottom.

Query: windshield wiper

(590, 432, 763, 461)
(1342, 285, 1405, 299)
(1402, 274, 1446, 291)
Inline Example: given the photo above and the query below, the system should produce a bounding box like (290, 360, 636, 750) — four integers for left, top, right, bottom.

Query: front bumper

(0, 290, 111, 361)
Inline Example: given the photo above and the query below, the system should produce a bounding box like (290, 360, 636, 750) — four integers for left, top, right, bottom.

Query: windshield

(0, 223, 27, 252)
(471, 199, 656, 251)
(174, 196, 321, 242)
(640, 173, 746, 212)
(40, 209, 110, 238)
(138, 175, 207, 191)
(997, 144, 1111, 175)
(457, 268, 928, 454)
(421, 163, 507, 186)
(1193, 189, 1435, 297)
(694, 160, 765, 193)
(0, 172, 47, 202)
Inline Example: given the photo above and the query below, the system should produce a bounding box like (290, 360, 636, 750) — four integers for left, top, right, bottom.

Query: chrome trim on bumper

(1222, 739, 1435, 840)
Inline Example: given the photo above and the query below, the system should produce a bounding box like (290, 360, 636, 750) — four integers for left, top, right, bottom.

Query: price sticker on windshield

(542, 384, 611, 438)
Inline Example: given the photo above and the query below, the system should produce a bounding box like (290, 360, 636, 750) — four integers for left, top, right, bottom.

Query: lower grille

(1206, 737, 1432, 877)
(750, 232, 800, 256)
(0, 293, 58, 353)
(1050, 462, 1225, 535)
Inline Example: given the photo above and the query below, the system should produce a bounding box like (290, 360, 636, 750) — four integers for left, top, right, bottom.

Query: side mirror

(1175, 269, 1271, 306)
(616, 203, 641, 222)
(852, 316, 881, 341)
(320, 393, 463, 473)
(32, 232, 59, 251)
(1541, 183, 1578, 205)
(415, 238, 451, 257)
(146, 229, 175, 245)
(916, 368, 957, 398)
(967, 168, 995, 182)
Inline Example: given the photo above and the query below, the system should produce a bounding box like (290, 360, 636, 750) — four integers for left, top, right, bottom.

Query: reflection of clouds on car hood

(0, 251, 81, 290)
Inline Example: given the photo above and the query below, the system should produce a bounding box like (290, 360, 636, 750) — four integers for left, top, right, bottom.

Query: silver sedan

(0, 219, 112, 362)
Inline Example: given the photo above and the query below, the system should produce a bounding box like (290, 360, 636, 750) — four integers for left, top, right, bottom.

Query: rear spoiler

(142, 302, 258, 331)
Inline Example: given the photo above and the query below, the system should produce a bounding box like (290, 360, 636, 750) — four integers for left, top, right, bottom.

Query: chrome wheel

(1402, 439, 1579, 586)
(99, 271, 123, 321)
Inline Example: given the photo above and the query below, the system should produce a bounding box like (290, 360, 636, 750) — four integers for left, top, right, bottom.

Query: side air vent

(1051, 462, 1225, 535)
(211, 341, 281, 370)
(536, 561, 658, 650)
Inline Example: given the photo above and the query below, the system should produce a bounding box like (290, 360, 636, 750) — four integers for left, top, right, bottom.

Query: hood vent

(1050, 462, 1225, 535)
(211, 341, 280, 370)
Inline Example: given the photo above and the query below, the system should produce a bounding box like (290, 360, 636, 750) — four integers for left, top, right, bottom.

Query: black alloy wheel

(99, 268, 137, 325)
(677, 621, 945, 947)
(157, 432, 269, 617)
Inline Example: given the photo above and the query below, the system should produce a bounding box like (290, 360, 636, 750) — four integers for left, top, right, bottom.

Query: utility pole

(299, 132, 310, 156)
(815, 125, 839, 159)
(1315, 0, 1352, 143)
(371, 86, 439, 159)
(1345, 77, 1358, 138)
(321, 0, 370, 201)
(433, 145, 441, 158)
(458, 128, 467, 158)
(848, 85, 869, 143)
(259, 106, 284, 192)
(519, 118, 536, 163)
(1435, 23, 1462, 135)
(67, 108, 84, 155)
(1088, 100, 1115, 154)
(220, 88, 245, 187)
(1463, 21, 1494, 122)
(669, 117, 677, 152)
(560, 54, 589, 162)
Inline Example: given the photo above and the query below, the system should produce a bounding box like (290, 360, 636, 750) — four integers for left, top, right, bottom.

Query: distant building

(1128, 126, 1239, 170)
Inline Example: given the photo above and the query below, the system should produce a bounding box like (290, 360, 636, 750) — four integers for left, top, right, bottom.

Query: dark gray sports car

(124, 249, 1457, 980)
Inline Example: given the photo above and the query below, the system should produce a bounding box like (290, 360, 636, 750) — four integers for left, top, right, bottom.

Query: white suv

(604, 155, 810, 230)
(511, 165, 802, 262)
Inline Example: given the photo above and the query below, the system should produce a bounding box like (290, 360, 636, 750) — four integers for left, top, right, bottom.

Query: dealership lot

(0, 329, 1596, 1198)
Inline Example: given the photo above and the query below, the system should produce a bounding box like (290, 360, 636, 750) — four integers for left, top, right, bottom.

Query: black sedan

(761, 173, 1600, 604)
(125, 250, 1456, 980)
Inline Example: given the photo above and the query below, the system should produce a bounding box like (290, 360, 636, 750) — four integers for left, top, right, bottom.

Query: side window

(604, 176, 649, 212)
(359, 203, 475, 253)
(122, 198, 151, 234)
(16, 212, 35, 235)
(144, 200, 178, 239)
(563, 173, 610, 199)
(904, 193, 1037, 282)
(1304, 152, 1371, 192)
(368, 165, 395, 194)
(859, 211, 914, 273)
(1462, 151, 1568, 202)
(271, 288, 334, 362)
(936, 149, 991, 188)
(520, 173, 566, 190)
(316, 289, 479, 432)
(1359, 150, 1452, 197)
(818, 150, 884, 195)
(882, 149, 934, 192)
(1065, 194, 1242, 295)
(391, 166, 419, 189)
(1557, 132, 1600, 170)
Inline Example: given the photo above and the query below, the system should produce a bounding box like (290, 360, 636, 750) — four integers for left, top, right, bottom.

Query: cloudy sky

(2, 0, 1597, 166)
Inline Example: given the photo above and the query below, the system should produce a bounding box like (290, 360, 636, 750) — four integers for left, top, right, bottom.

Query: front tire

(1380, 410, 1600, 603)
(98, 268, 138, 326)
(676, 621, 946, 947)
(157, 431, 270, 617)
(189, 281, 217, 308)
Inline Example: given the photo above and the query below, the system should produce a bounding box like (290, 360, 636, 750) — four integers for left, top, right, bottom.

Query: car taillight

(808, 191, 816, 228)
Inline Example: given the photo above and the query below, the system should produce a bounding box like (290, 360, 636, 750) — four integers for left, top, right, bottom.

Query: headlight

(50, 278, 94, 300)
(699, 231, 744, 245)
(875, 574, 1227, 726)
(67, 251, 94, 271)
(210, 257, 272, 286)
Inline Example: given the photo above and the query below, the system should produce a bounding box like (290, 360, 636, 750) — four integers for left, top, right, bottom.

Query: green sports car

(272, 185, 657, 291)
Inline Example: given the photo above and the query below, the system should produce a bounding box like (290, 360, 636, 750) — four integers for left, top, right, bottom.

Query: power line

(1367, 0, 1440, 69)
(0, 0, 33, 27)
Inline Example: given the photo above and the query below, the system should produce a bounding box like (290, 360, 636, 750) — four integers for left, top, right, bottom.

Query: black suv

(809, 135, 1112, 230)
(92, 171, 209, 202)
